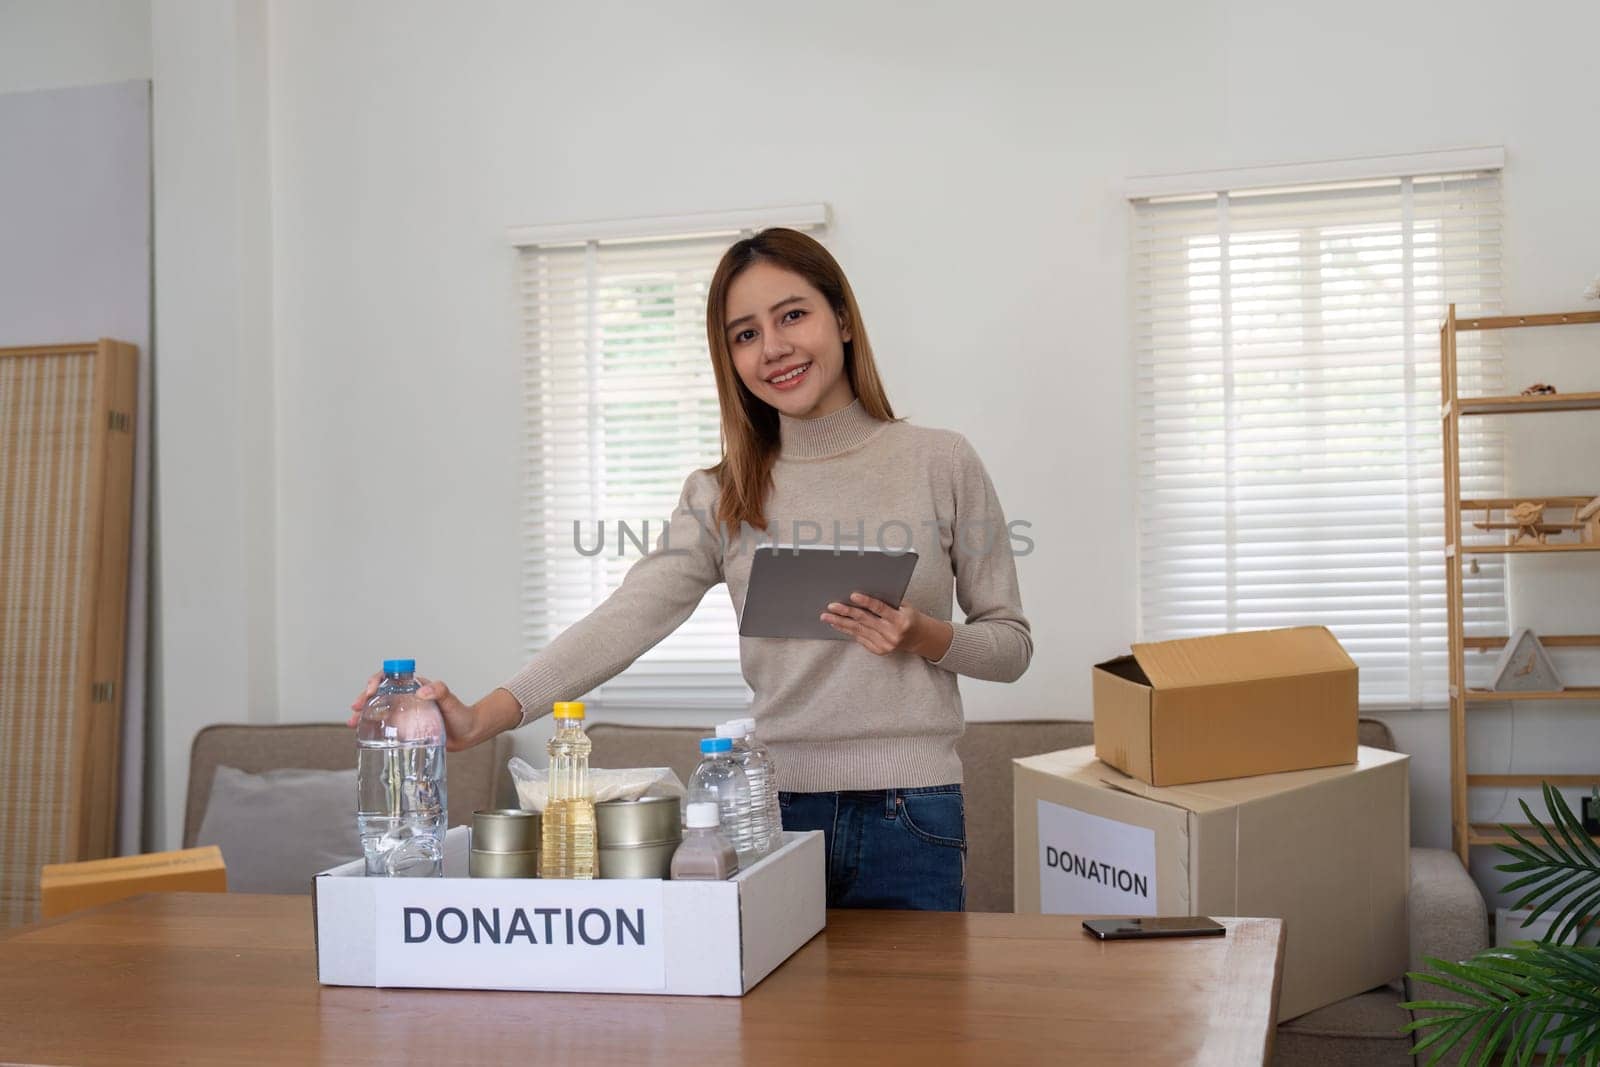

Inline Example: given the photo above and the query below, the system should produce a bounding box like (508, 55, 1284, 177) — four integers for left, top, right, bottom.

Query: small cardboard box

(1094, 625, 1358, 786)
(314, 826, 825, 996)
(1014, 745, 1409, 1021)
(40, 846, 227, 919)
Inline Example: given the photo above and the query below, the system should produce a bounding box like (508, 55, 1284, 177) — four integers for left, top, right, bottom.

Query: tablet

(739, 545, 920, 641)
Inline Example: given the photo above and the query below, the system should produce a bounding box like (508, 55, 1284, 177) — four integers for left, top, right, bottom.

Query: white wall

(0, 0, 149, 94)
(7, 2, 1600, 902)
(147, 0, 277, 851)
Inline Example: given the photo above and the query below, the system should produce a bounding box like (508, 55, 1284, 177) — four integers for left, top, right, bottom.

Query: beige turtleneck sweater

(501, 399, 1032, 791)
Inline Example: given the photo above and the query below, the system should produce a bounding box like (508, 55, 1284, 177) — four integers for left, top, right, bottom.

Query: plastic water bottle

(539, 701, 596, 879)
(688, 737, 756, 869)
(718, 719, 780, 855)
(356, 658, 448, 877)
(737, 717, 785, 853)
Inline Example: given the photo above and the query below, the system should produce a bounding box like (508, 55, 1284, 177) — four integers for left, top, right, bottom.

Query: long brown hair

(704, 228, 896, 532)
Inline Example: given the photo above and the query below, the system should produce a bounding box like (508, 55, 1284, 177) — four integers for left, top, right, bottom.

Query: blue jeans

(778, 785, 966, 911)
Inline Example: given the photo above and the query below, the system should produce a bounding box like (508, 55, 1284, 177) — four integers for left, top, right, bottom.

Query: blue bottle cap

(382, 658, 416, 674)
(700, 737, 733, 754)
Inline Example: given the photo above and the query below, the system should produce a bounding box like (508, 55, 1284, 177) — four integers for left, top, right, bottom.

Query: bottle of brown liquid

(670, 802, 739, 880)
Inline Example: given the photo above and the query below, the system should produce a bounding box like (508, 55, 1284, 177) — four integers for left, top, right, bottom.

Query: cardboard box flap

(1017, 748, 1239, 816)
(1130, 626, 1355, 690)
(1166, 747, 1405, 806)
(1098, 768, 1240, 815)
(1105, 746, 1407, 812)
(1092, 654, 1150, 685)
(1016, 746, 1120, 786)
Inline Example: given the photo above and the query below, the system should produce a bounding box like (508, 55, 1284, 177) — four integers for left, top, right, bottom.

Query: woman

(350, 228, 1031, 910)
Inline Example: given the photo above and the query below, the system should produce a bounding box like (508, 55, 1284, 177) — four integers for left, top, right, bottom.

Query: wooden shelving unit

(1462, 686, 1600, 702)
(1468, 823, 1600, 848)
(1453, 391, 1600, 416)
(1442, 305, 1600, 864)
(1451, 542, 1600, 556)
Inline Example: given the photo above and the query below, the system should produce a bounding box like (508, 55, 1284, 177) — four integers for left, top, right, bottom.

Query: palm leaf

(1409, 1013, 1479, 1061)
(1404, 948, 1600, 1064)
(1511, 1010, 1555, 1067)
(1493, 785, 1600, 947)
(1470, 1009, 1520, 1065)
(1405, 784, 1600, 1063)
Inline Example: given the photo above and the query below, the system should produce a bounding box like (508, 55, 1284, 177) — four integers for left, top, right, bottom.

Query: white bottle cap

(685, 801, 722, 829)
(715, 721, 748, 740)
(737, 717, 757, 733)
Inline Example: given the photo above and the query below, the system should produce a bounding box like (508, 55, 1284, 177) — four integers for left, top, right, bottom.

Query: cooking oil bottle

(539, 701, 596, 879)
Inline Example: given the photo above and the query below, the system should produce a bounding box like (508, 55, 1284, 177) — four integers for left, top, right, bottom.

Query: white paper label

(1036, 799, 1158, 916)
(372, 878, 667, 992)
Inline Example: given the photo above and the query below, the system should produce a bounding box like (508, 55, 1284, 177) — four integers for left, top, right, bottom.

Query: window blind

(516, 218, 819, 711)
(1131, 169, 1506, 708)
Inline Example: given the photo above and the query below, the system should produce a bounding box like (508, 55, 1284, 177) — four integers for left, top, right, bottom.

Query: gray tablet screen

(739, 546, 920, 641)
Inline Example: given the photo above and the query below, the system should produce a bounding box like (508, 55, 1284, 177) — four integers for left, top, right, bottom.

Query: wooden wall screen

(0, 340, 138, 926)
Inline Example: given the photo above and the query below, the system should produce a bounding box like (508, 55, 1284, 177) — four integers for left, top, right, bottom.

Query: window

(512, 208, 826, 711)
(1131, 162, 1505, 708)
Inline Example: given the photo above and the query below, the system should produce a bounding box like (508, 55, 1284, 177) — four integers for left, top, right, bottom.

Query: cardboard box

(314, 826, 825, 996)
(40, 846, 227, 919)
(1094, 626, 1358, 786)
(1014, 745, 1409, 1021)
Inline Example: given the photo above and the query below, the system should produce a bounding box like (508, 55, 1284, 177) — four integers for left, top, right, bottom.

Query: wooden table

(0, 894, 1282, 1065)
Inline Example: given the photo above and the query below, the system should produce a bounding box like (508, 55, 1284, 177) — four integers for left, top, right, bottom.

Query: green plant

(1401, 784, 1600, 1065)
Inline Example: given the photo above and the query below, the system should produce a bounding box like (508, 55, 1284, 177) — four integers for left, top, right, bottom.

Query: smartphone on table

(1082, 916, 1227, 941)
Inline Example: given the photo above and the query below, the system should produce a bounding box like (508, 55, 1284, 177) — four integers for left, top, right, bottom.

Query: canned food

(597, 840, 678, 880)
(594, 795, 681, 848)
(471, 808, 541, 853)
(468, 848, 539, 879)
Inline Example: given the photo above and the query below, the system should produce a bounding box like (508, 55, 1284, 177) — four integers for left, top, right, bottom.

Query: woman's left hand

(822, 592, 954, 661)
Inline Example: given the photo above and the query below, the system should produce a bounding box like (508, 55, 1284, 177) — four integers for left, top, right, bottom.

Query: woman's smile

(765, 361, 812, 391)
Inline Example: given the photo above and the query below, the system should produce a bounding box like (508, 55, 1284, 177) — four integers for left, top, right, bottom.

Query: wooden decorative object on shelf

(1442, 305, 1600, 864)
(1510, 501, 1546, 545)
(1580, 496, 1600, 543)
(1471, 498, 1587, 546)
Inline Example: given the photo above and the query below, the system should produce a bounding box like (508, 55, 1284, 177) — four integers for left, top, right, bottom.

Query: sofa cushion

(185, 723, 510, 847)
(588, 725, 703, 791)
(955, 721, 1091, 911)
(193, 765, 362, 893)
(1357, 718, 1397, 752)
(1273, 986, 1413, 1066)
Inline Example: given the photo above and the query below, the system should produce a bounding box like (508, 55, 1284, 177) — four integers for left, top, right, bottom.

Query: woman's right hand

(347, 672, 385, 731)
(347, 676, 522, 752)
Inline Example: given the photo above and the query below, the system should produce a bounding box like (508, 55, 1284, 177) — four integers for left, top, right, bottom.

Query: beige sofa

(186, 718, 1487, 1066)
(183, 722, 517, 844)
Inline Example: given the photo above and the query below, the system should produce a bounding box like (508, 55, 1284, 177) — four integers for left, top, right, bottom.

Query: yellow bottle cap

(552, 701, 585, 720)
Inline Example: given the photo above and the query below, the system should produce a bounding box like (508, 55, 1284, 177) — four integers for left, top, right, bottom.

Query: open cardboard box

(1094, 626, 1359, 786)
(314, 826, 825, 996)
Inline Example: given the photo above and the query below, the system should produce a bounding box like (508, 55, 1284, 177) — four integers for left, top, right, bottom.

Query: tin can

(468, 848, 540, 879)
(595, 796, 681, 879)
(471, 808, 541, 854)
